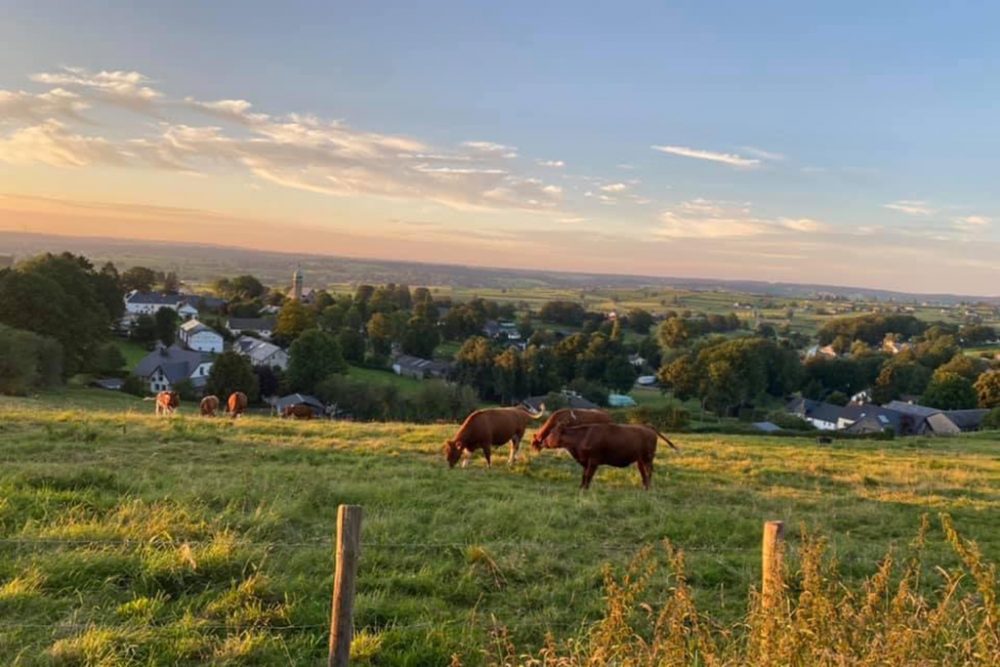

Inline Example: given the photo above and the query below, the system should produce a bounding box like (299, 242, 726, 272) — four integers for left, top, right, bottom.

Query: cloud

(31, 66, 161, 111)
(0, 68, 565, 212)
(953, 215, 991, 231)
(740, 146, 785, 161)
(537, 159, 565, 168)
(599, 182, 628, 193)
(883, 200, 935, 216)
(651, 145, 760, 168)
(656, 199, 825, 239)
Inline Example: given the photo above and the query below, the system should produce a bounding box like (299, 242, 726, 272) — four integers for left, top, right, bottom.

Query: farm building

(785, 398, 842, 431)
(226, 317, 277, 340)
(884, 401, 989, 436)
(838, 404, 905, 435)
(483, 320, 521, 341)
(123, 291, 199, 320)
(134, 345, 213, 394)
(273, 393, 326, 417)
(391, 355, 451, 380)
(523, 393, 599, 412)
(178, 320, 224, 353)
(233, 336, 289, 370)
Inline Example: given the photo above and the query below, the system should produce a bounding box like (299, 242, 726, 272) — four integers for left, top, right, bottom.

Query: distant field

(0, 391, 997, 664)
(113, 339, 151, 371)
(345, 364, 425, 397)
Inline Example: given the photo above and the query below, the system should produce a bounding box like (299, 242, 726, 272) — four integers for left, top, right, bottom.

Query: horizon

(2, 2, 999, 294)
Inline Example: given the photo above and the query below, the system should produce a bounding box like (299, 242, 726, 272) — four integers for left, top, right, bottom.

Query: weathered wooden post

(329, 505, 363, 667)
(761, 520, 784, 611)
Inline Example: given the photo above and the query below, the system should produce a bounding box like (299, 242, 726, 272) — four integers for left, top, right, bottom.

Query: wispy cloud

(461, 140, 518, 158)
(599, 182, 628, 193)
(884, 200, 935, 216)
(651, 144, 760, 168)
(656, 199, 826, 239)
(740, 146, 785, 161)
(31, 66, 161, 111)
(536, 159, 564, 168)
(953, 215, 991, 231)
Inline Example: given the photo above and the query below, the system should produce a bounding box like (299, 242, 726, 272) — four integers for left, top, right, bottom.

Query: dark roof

(275, 393, 325, 412)
(182, 294, 227, 310)
(840, 404, 904, 434)
(787, 397, 842, 424)
(393, 355, 451, 374)
(126, 291, 185, 306)
(227, 317, 276, 331)
(944, 409, 990, 431)
(885, 401, 941, 419)
(234, 337, 286, 364)
(134, 345, 211, 383)
(523, 394, 599, 411)
(90, 378, 124, 391)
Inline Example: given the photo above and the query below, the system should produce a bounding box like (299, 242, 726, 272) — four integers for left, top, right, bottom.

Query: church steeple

(292, 267, 304, 300)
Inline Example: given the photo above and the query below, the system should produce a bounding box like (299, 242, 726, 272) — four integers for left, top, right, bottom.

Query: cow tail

(649, 425, 679, 451)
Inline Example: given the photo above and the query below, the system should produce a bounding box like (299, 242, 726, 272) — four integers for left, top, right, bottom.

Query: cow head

(166, 391, 179, 407)
(443, 439, 464, 468)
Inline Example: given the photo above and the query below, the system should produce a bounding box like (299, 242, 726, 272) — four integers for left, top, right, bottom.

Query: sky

(0, 1, 998, 294)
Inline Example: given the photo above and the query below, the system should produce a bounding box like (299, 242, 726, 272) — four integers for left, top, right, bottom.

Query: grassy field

(0, 391, 998, 665)
(344, 365, 426, 398)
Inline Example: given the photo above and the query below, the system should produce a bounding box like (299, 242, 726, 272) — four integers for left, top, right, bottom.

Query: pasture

(0, 392, 998, 665)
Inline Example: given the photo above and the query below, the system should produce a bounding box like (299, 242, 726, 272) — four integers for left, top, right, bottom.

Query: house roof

(179, 319, 218, 336)
(134, 345, 211, 382)
(274, 393, 325, 411)
(787, 397, 842, 424)
(884, 401, 941, 419)
(752, 421, 783, 433)
(523, 394, 599, 411)
(90, 378, 124, 391)
(393, 354, 451, 374)
(943, 409, 989, 431)
(227, 317, 276, 331)
(234, 336, 285, 365)
(126, 291, 185, 306)
(840, 404, 904, 433)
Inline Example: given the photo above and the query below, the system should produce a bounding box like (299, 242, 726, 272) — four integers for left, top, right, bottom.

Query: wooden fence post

(329, 505, 363, 667)
(761, 520, 784, 610)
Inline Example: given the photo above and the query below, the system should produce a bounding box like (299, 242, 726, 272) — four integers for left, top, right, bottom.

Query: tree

(658, 317, 692, 349)
(982, 407, 1000, 430)
(254, 364, 285, 399)
(205, 351, 259, 401)
(121, 266, 157, 292)
(604, 355, 638, 393)
(92, 343, 127, 376)
(274, 299, 316, 345)
(227, 275, 266, 300)
(287, 329, 347, 393)
(154, 307, 179, 346)
(131, 314, 158, 346)
(539, 300, 586, 326)
(337, 328, 365, 364)
(960, 324, 997, 346)
(454, 336, 495, 398)
(493, 347, 526, 404)
(367, 313, 394, 357)
(161, 271, 180, 294)
(921, 372, 977, 410)
(0, 324, 63, 394)
(626, 308, 654, 334)
(974, 371, 1000, 409)
(401, 317, 440, 358)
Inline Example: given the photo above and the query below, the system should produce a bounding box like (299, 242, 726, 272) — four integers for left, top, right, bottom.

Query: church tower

(292, 267, 304, 301)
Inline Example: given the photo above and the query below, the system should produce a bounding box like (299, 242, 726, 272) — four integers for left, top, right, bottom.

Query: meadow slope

(0, 393, 998, 665)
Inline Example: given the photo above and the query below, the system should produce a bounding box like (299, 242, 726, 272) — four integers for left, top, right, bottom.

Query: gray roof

(752, 421, 783, 433)
(943, 409, 989, 431)
(234, 336, 285, 364)
(179, 319, 217, 335)
(126, 291, 185, 306)
(275, 393, 325, 411)
(134, 345, 211, 383)
(787, 397, 843, 424)
(839, 404, 904, 433)
(393, 354, 451, 374)
(227, 317, 276, 332)
(90, 378, 124, 391)
(885, 401, 941, 419)
(523, 394, 599, 411)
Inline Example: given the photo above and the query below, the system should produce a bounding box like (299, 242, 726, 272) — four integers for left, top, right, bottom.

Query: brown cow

(200, 395, 220, 417)
(154, 391, 179, 416)
(282, 404, 315, 420)
(444, 405, 545, 468)
(531, 408, 613, 450)
(227, 391, 248, 419)
(542, 422, 679, 490)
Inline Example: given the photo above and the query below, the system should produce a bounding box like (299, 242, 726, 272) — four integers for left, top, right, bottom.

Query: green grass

(113, 339, 151, 371)
(345, 365, 426, 397)
(0, 391, 998, 665)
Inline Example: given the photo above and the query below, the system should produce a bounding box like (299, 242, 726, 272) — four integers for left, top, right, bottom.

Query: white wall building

(178, 319, 224, 353)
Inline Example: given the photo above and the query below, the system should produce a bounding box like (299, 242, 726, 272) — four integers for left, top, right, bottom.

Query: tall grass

(481, 515, 999, 666)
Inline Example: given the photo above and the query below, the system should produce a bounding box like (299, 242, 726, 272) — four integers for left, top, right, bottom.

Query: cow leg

(508, 435, 521, 466)
(638, 460, 652, 490)
(460, 449, 471, 468)
(483, 447, 492, 468)
(581, 462, 597, 490)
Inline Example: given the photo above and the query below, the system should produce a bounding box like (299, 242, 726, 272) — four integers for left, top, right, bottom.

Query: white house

(785, 397, 842, 431)
(233, 336, 289, 370)
(226, 317, 277, 340)
(123, 291, 199, 320)
(178, 320, 224, 353)
(134, 345, 214, 394)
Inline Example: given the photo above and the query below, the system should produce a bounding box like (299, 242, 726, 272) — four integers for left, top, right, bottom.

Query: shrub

(122, 375, 147, 397)
(0, 325, 63, 394)
(627, 405, 691, 431)
(982, 407, 1000, 430)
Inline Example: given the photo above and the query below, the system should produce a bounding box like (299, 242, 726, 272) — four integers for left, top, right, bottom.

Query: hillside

(1, 392, 998, 664)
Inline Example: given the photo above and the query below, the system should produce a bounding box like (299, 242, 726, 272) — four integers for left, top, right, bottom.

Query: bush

(766, 411, 818, 432)
(626, 405, 691, 431)
(172, 378, 198, 402)
(982, 407, 1000, 430)
(0, 325, 63, 394)
(122, 375, 147, 397)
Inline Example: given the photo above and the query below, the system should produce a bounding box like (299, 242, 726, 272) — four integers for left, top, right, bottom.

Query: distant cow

(444, 405, 545, 468)
(227, 392, 248, 419)
(541, 422, 679, 490)
(531, 408, 613, 450)
(154, 391, 179, 417)
(200, 395, 220, 417)
(282, 404, 315, 420)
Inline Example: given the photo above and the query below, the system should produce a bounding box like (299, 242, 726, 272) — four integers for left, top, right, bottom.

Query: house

(90, 378, 124, 391)
(608, 393, 637, 408)
(123, 290, 199, 320)
(182, 294, 228, 312)
(133, 345, 213, 394)
(838, 403, 905, 435)
(804, 344, 838, 359)
(273, 393, 327, 418)
(234, 336, 289, 370)
(883, 401, 989, 436)
(628, 354, 646, 368)
(391, 355, 451, 380)
(226, 317, 277, 340)
(483, 320, 521, 341)
(178, 320, 224, 353)
(786, 397, 842, 431)
(523, 393, 599, 412)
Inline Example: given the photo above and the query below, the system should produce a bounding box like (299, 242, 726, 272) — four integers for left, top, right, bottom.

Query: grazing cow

(200, 395, 220, 417)
(531, 408, 613, 450)
(227, 391, 248, 419)
(282, 404, 315, 420)
(444, 405, 545, 468)
(542, 422, 679, 490)
(154, 391, 179, 416)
